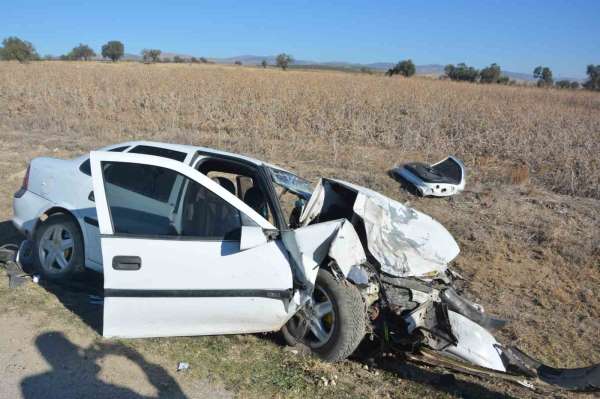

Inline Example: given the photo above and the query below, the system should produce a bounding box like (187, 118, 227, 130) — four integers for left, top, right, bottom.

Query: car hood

(300, 178, 460, 278)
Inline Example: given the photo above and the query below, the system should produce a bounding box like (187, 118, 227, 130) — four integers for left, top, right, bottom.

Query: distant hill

(208, 56, 543, 81)
(89, 52, 581, 81)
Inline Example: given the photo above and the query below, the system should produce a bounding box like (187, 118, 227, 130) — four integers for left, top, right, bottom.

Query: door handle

(112, 256, 141, 270)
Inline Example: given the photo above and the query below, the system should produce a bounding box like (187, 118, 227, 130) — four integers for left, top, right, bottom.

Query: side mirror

(240, 225, 268, 250)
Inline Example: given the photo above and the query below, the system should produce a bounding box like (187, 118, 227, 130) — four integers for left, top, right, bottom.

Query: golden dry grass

(0, 61, 598, 398)
(1, 61, 599, 198)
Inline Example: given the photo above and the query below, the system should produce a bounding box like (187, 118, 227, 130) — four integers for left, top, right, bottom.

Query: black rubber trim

(100, 233, 239, 242)
(84, 217, 99, 227)
(13, 188, 27, 198)
(104, 288, 293, 299)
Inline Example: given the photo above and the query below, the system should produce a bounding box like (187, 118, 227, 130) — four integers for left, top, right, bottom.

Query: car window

(79, 146, 130, 176)
(102, 161, 253, 240)
(129, 145, 187, 162)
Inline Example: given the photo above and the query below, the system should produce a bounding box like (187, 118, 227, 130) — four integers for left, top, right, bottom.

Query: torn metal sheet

(327, 219, 367, 276)
(282, 218, 366, 290)
(301, 179, 460, 278)
(443, 311, 505, 372)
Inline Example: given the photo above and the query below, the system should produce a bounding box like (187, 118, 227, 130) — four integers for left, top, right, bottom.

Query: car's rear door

(90, 151, 294, 338)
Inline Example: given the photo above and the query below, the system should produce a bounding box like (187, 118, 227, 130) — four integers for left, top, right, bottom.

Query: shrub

(69, 44, 96, 61)
(533, 66, 553, 87)
(444, 63, 479, 82)
(234, 60, 242, 65)
(101, 41, 124, 62)
(583, 65, 600, 91)
(261, 59, 267, 68)
(479, 63, 503, 84)
(276, 53, 293, 70)
(142, 49, 161, 63)
(386, 59, 416, 77)
(0, 36, 39, 62)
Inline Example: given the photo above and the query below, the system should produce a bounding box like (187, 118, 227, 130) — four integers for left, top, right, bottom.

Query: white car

(11, 141, 598, 389)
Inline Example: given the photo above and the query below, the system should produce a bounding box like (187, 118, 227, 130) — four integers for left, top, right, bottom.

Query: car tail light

(14, 164, 30, 198)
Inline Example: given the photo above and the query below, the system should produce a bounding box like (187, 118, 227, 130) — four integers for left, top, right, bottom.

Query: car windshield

(268, 167, 313, 200)
(269, 167, 313, 228)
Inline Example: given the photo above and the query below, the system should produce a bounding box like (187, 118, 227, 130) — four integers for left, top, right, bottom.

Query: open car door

(90, 151, 294, 338)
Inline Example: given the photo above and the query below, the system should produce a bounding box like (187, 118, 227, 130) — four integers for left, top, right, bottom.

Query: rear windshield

(129, 145, 187, 162)
(79, 145, 130, 176)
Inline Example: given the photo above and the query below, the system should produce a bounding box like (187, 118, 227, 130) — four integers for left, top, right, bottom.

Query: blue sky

(1, 0, 598, 78)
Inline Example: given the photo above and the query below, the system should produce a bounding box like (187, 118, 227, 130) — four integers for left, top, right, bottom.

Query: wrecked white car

(12, 142, 599, 391)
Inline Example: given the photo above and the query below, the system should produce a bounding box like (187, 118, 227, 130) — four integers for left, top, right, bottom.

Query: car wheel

(282, 269, 367, 362)
(33, 214, 84, 281)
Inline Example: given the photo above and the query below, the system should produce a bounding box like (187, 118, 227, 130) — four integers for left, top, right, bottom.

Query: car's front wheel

(33, 214, 84, 281)
(282, 269, 367, 362)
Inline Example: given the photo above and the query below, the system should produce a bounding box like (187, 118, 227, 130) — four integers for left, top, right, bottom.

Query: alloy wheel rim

(290, 285, 335, 348)
(38, 225, 74, 273)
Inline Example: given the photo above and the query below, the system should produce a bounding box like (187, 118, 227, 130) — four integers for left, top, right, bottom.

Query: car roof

(103, 140, 266, 167)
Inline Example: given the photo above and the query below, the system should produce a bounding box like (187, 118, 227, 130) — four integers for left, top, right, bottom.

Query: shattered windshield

(268, 167, 313, 200)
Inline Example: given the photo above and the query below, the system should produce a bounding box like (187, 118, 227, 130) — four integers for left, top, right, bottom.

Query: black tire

(282, 269, 367, 362)
(33, 214, 84, 281)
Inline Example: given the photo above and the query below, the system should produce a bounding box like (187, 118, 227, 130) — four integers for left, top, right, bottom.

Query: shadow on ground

(2, 219, 515, 399)
(21, 331, 188, 399)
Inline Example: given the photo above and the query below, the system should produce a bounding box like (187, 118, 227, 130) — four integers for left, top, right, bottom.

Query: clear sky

(1, 0, 598, 78)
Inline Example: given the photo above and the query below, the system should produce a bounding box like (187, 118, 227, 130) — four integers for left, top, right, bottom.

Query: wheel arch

(33, 207, 86, 256)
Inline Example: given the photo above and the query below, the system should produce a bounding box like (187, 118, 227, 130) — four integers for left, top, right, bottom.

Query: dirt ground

(0, 62, 598, 398)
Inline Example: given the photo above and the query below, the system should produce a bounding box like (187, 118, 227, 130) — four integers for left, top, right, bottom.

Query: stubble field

(0, 61, 598, 398)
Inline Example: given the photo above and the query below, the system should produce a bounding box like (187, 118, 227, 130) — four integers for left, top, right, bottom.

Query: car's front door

(90, 151, 294, 338)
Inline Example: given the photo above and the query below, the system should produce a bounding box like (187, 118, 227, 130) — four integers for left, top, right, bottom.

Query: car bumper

(12, 190, 52, 239)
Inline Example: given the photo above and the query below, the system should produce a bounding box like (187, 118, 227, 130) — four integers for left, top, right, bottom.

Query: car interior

(196, 157, 277, 226)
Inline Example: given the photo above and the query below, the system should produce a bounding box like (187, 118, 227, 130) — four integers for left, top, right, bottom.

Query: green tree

(234, 60, 242, 65)
(276, 53, 293, 70)
(497, 75, 510, 85)
(479, 63, 504, 83)
(386, 59, 416, 77)
(101, 41, 124, 62)
(173, 55, 185, 63)
(445, 63, 479, 82)
(261, 59, 267, 68)
(555, 80, 573, 89)
(583, 64, 600, 91)
(0, 36, 39, 62)
(570, 81, 580, 89)
(199, 57, 208, 63)
(533, 66, 553, 87)
(68, 44, 96, 61)
(141, 49, 161, 63)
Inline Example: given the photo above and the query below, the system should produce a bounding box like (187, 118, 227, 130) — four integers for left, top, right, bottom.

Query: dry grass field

(0, 61, 599, 398)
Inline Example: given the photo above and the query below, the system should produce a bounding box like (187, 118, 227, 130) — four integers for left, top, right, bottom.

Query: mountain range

(116, 53, 578, 82)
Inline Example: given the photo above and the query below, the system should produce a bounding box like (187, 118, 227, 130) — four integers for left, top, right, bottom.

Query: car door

(90, 151, 294, 338)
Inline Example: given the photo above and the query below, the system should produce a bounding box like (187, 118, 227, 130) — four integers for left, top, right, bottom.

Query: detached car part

(392, 156, 466, 197)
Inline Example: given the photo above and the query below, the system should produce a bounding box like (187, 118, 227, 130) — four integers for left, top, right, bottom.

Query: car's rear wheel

(282, 269, 367, 362)
(33, 214, 84, 281)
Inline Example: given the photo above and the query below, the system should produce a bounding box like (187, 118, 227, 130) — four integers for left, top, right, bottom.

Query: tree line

(385, 57, 598, 90)
(1, 36, 598, 89)
(0, 36, 296, 71)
